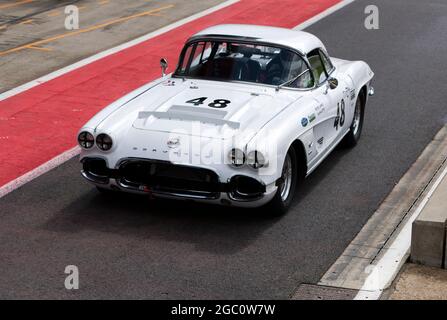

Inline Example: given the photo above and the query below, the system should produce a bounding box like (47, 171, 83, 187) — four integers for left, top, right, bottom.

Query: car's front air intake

(118, 159, 221, 199)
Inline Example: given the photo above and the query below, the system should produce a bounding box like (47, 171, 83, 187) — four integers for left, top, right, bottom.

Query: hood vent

(138, 105, 240, 129)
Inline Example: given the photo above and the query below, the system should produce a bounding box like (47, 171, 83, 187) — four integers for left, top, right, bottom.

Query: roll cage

(172, 36, 335, 91)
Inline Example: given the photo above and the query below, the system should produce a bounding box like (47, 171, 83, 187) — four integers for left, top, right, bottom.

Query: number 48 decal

(334, 99, 345, 130)
(185, 97, 231, 108)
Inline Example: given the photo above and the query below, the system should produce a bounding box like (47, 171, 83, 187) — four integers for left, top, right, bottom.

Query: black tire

(96, 186, 113, 194)
(342, 93, 365, 148)
(264, 146, 298, 216)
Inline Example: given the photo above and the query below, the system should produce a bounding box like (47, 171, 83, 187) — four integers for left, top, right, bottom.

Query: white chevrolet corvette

(78, 24, 374, 214)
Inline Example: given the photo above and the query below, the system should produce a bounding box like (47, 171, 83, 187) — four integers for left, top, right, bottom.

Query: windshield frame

(172, 37, 317, 91)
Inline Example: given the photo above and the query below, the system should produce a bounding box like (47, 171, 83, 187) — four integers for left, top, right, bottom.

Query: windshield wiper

(275, 69, 310, 91)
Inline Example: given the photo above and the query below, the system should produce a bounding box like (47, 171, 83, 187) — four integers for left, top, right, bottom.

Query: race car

(77, 24, 374, 214)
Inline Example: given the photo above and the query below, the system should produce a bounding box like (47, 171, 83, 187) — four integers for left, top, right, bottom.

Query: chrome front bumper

(81, 157, 277, 207)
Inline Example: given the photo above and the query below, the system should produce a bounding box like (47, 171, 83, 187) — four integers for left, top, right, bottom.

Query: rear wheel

(342, 93, 365, 148)
(265, 146, 298, 215)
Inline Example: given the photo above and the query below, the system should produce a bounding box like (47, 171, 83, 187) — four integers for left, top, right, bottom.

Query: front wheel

(342, 94, 364, 148)
(265, 146, 298, 216)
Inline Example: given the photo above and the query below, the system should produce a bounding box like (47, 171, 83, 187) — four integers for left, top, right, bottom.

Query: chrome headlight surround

(77, 131, 95, 149)
(96, 133, 113, 151)
(246, 150, 267, 169)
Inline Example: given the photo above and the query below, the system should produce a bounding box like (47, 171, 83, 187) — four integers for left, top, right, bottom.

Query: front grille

(118, 159, 221, 199)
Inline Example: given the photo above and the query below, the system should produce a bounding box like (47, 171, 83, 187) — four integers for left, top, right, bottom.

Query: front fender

(79, 75, 167, 134)
(332, 58, 374, 99)
(246, 94, 319, 183)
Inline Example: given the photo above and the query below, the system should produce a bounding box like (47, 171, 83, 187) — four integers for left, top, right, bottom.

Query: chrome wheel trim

(352, 99, 362, 136)
(279, 153, 293, 202)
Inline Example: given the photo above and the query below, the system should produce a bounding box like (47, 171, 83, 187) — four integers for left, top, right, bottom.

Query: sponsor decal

(307, 142, 313, 155)
(307, 142, 314, 156)
(316, 104, 325, 116)
(308, 113, 316, 123)
(317, 137, 324, 145)
(301, 117, 308, 127)
(350, 89, 356, 100)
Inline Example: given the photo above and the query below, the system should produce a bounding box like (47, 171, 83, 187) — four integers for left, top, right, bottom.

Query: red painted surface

(0, 0, 340, 187)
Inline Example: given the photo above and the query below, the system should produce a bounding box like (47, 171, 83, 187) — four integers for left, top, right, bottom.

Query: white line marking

(293, 0, 355, 30)
(0, 0, 240, 101)
(354, 165, 447, 300)
(0, 0, 356, 199)
(0, 146, 80, 199)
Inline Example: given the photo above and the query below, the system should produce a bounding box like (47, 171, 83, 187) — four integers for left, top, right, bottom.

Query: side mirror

(160, 58, 168, 76)
(328, 77, 338, 89)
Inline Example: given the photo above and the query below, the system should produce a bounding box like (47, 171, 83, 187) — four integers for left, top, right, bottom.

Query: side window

(307, 49, 328, 85)
(287, 56, 314, 89)
(319, 49, 334, 75)
(267, 49, 314, 88)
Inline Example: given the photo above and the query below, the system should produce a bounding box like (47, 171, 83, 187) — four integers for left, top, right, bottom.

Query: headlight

(78, 131, 94, 149)
(96, 133, 113, 151)
(228, 148, 245, 167)
(247, 150, 266, 169)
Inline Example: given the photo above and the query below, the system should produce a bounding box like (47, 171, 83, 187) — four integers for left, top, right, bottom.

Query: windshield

(174, 40, 314, 89)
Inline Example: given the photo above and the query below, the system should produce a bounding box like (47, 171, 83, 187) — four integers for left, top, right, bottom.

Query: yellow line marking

(26, 45, 52, 52)
(0, 5, 174, 57)
(0, 25, 7, 30)
(98, 0, 110, 4)
(0, 0, 33, 10)
(47, 10, 60, 17)
(78, 5, 87, 11)
(19, 19, 33, 25)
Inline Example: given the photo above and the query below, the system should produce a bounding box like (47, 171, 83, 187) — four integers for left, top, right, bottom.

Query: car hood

(97, 79, 299, 141)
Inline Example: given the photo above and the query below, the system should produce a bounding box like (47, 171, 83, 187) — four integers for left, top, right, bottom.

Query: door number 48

(334, 99, 345, 130)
